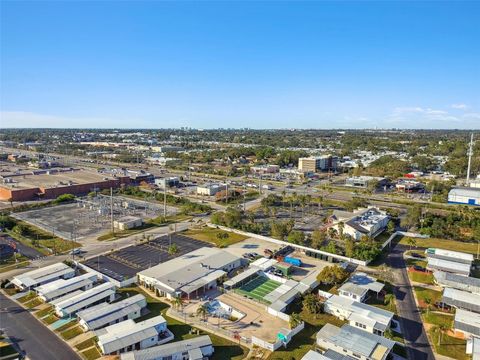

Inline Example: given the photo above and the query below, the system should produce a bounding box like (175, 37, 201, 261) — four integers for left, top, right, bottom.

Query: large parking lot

(81, 234, 211, 282)
(12, 196, 178, 241)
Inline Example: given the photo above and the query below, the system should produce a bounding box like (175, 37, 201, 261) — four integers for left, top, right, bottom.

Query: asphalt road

(0, 292, 81, 360)
(386, 243, 435, 360)
(0, 234, 43, 259)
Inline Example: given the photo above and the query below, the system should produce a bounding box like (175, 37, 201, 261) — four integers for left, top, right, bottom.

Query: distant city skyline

(1, 1, 479, 129)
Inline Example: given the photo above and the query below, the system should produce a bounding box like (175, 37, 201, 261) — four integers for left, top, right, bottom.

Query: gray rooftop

(442, 288, 480, 313)
(12, 262, 74, 288)
(120, 335, 213, 360)
(455, 309, 480, 337)
(434, 271, 480, 294)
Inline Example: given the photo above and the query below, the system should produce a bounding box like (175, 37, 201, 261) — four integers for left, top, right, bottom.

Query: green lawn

(42, 313, 59, 325)
(24, 297, 43, 309)
(422, 311, 454, 327)
(60, 325, 83, 340)
(17, 291, 36, 303)
(267, 298, 346, 360)
(80, 346, 102, 360)
(413, 287, 442, 308)
(35, 305, 54, 318)
(409, 270, 434, 285)
(399, 236, 478, 255)
(55, 320, 78, 332)
(117, 286, 248, 359)
(183, 227, 247, 248)
(75, 337, 97, 351)
(0, 254, 30, 274)
(405, 258, 428, 268)
(428, 329, 469, 360)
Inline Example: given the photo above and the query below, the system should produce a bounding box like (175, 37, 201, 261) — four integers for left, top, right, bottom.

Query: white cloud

(389, 106, 459, 123)
(451, 103, 468, 110)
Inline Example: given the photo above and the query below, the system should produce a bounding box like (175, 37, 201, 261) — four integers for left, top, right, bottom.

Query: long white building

(77, 294, 147, 331)
(97, 315, 174, 355)
(35, 273, 97, 302)
(120, 335, 214, 360)
(54, 282, 116, 317)
(11, 262, 75, 290)
(323, 295, 393, 336)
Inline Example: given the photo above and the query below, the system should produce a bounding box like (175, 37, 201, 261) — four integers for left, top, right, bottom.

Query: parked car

(412, 265, 426, 272)
(411, 253, 425, 259)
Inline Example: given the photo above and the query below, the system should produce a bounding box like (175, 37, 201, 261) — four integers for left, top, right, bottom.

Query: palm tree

(338, 222, 345, 238)
(384, 294, 395, 311)
(171, 296, 184, 310)
(196, 304, 208, 321)
(289, 312, 302, 329)
(407, 237, 417, 250)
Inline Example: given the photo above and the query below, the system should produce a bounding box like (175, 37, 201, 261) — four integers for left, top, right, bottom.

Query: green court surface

(236, 275, 281, 304)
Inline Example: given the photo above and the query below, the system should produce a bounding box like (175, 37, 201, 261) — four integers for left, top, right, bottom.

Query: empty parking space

(82, 234, 212, 281)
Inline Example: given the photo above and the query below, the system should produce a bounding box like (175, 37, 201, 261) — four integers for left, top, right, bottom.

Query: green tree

(287, 230, 305, 245)
(317, 265, 348, 285)
(302, 294, 322, 317)
(289, 312, 302, 329)
(196, 304, 208, 321)
(311, 229, 327, 249)
(168, 243, 179, 255)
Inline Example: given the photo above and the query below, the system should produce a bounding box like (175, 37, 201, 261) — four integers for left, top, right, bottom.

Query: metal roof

(316, 324, 394, 358)
(325, 295, 393, 331)
(449, 187, 480, 197)
(426, 248, 474, 263)
(98, 315, 167, 355)
(36, 273, 97, 301)
(455, 309, 480, 336)
(120, 335, 213, 360)
(301, 350, 331, 360)
(427, 257, 471, 275)
(223, 267, 259, 288)
(12, 262, 75, 288)
(77, 294, 146, 330)
(442, 288, 480, 313)
(433, 271, 480, 294)
(138, 247, 240, 295)
(54, 282, 116, 315)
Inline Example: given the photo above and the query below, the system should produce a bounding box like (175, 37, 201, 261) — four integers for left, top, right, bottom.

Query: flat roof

(433, 271, 480, 294)
(12, 262, 74, 288)
(427, 258, 471, 275)
(443, 288, 480, 313)
(316, 324, 394, 358)
(426, 248, 474, 262)
(325, 295, 393, 331)
(138, 247, 240, 294)
(54, 282, 115, 314)
(455, 309, 480, 336)
(98, 315, 166, 355)
(120, 335, 212, 360)
(1, 169, 121, 190)
(77, 294, 146, 328)
(449, 187, 480, 197)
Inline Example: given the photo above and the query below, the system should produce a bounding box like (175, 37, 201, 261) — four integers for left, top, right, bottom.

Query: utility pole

(163, 186, 167, 219)
(466, 133, 474, 185)
(110, 187, 114, 236)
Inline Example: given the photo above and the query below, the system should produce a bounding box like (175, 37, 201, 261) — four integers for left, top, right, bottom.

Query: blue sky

(1, 1, 479, 129)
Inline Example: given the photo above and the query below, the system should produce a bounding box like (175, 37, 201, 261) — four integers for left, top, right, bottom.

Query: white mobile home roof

(427, 257, 471, 275)
(55, 282, 115, 315)
(442, 288, 480, 313)
(250, 257, 278, 270)
(77, 294, 146, 330)
(325, 295, 393, 332)
(12, 263, 74, 288)
(426, 248, 474, 263)
(139, 247, 240, 294)
(455, 309, 480, 337)
(433, 271, 480, 294)
(120, 335, 213, 360)
(36, 273, 97, 301)
(98, 315, 166, 355)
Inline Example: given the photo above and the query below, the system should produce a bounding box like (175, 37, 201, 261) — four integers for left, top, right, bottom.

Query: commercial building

(323, 295, 393, 336)
(395, 179, 424, 192)
(433, 271, 480, 294)
(331, 207, 389, 241)
(316, 323, 395, 360)
(97, 315, 174, 355)
(77, 294, 147, 331)
(442, 288, 480, 313)
(298, 155, 337, 173)
(454, 309, 480, 338)
(196, 183, 227, 196)
(35, 273, 97, 302)
(138, 247, 241, 300)
(448, 187, 480, 206)
(338, 272, 384, 303)
(250, 165, 280, 174)
(345, 176, 387, 189)
(425, 248, 473, 276)
(53, 282, 116, 317)
(120, 335, 214, 360)
(114, 216, 144, 230)
(11, 262, 75, 290)
(154, 177, 180, 189)
(0, 168, 132, 202)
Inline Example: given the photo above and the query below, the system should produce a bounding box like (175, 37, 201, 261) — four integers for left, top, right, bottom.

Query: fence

(207, 223, 368, 265)
(380, 231, 430, 250)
